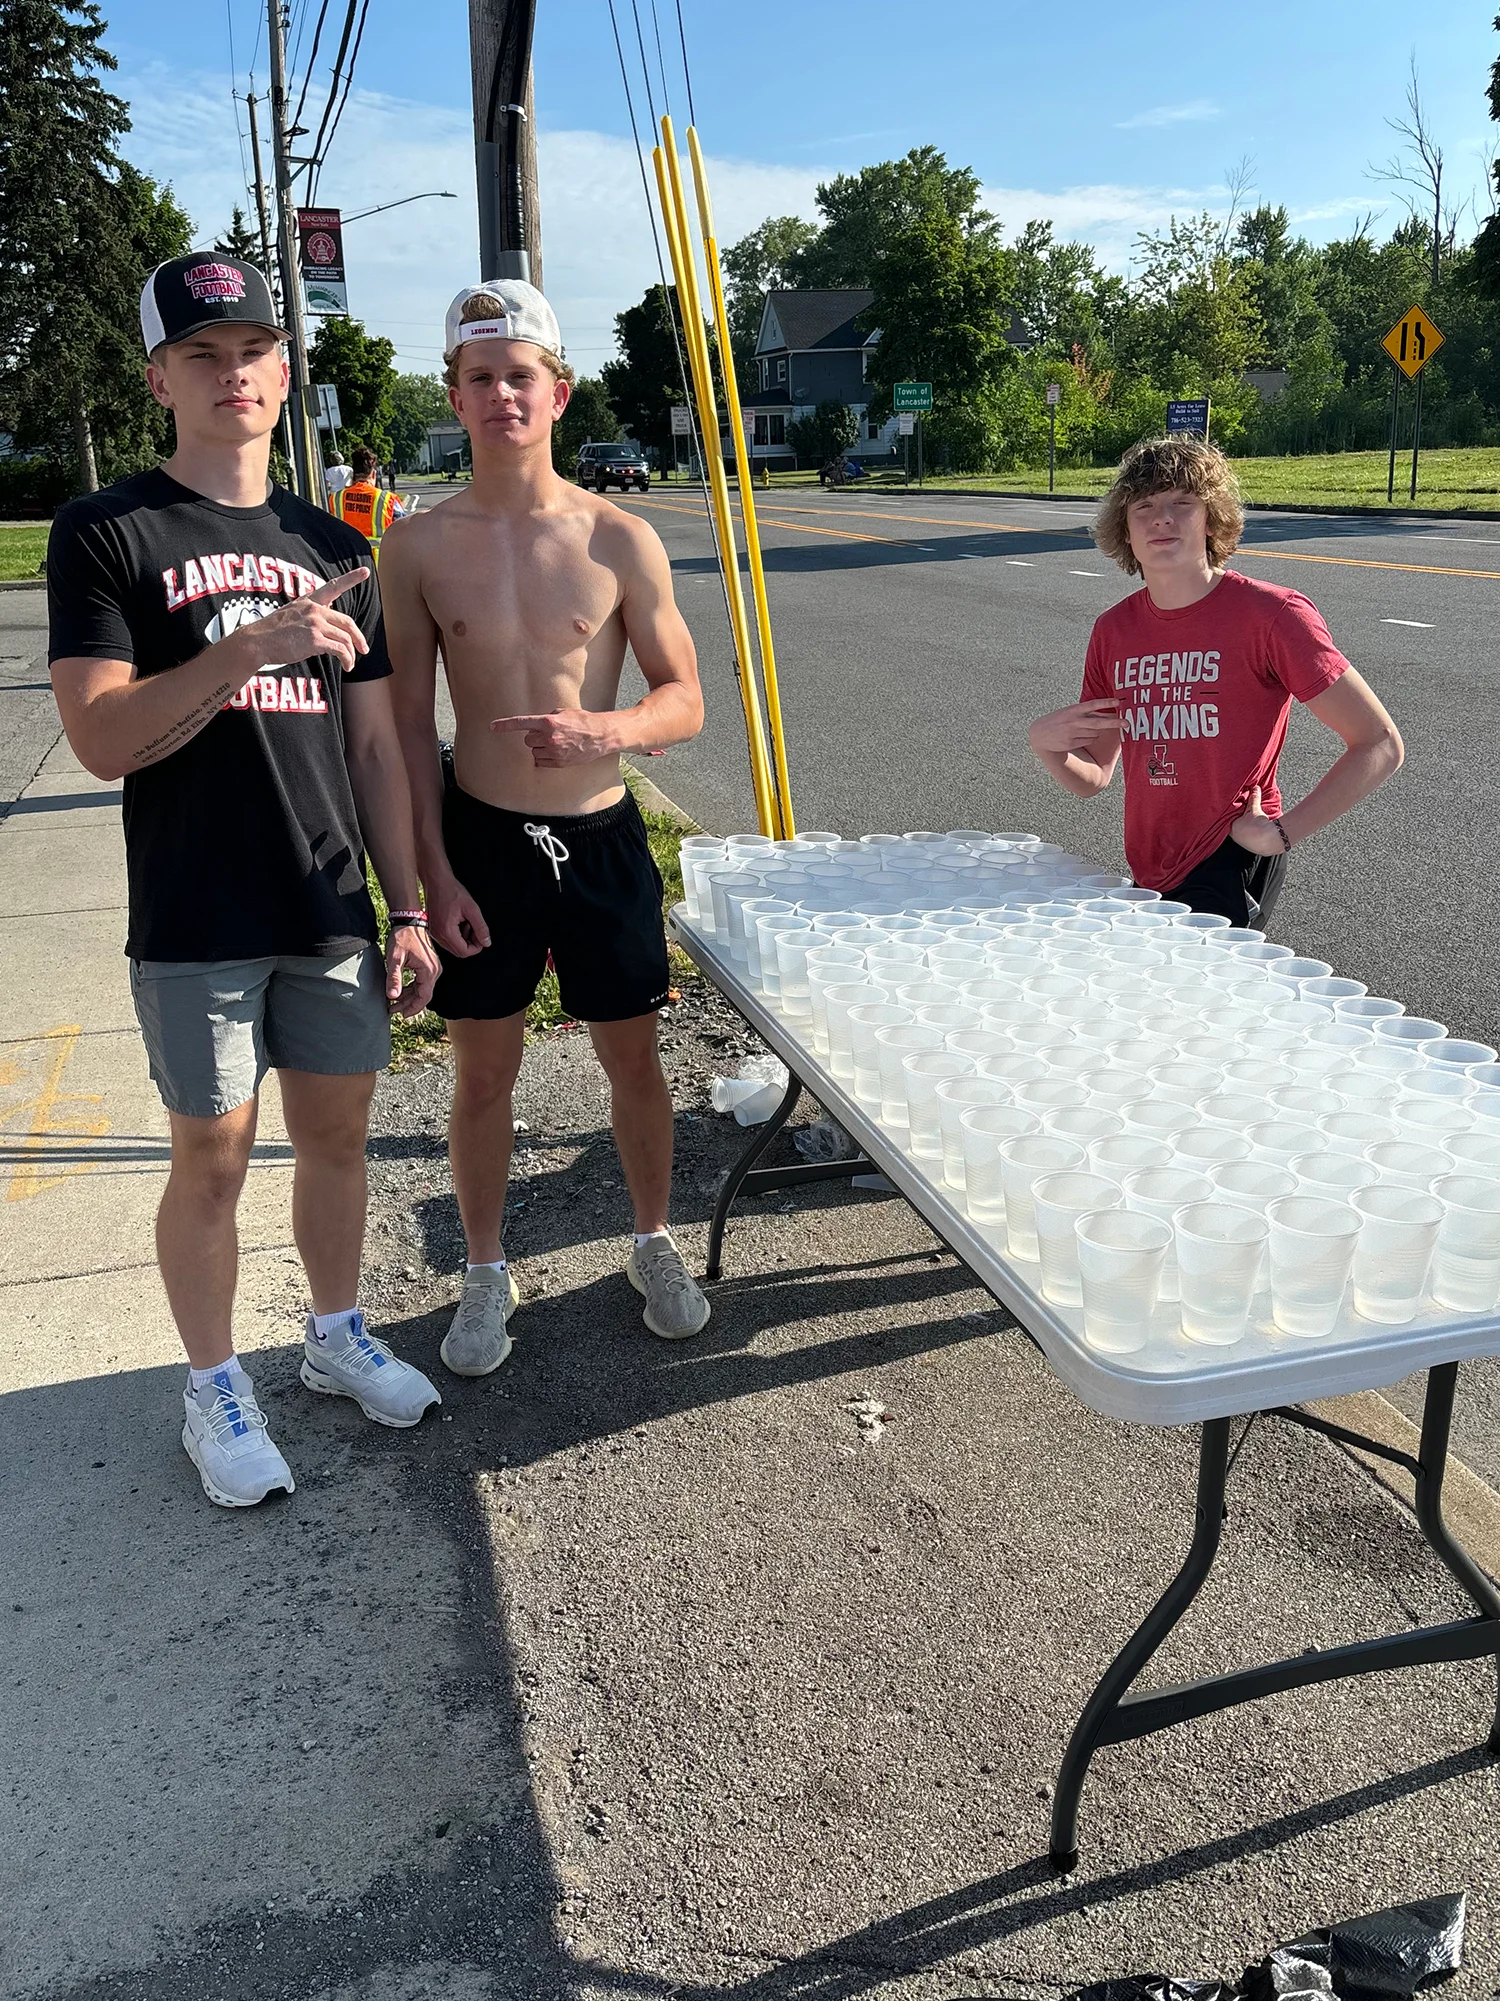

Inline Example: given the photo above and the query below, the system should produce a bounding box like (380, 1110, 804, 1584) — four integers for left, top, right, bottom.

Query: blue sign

(1166, 398, 1211, 437)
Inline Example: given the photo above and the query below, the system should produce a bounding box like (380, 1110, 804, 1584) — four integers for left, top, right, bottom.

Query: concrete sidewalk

(3, 732, 1500, 1999)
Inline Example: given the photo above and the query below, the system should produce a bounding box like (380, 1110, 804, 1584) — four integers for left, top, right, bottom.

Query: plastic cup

(1075, 1211, 1172, 1354)
(959, 1105, 1043, 1223)
(1208, 1158, 1298, 1214)
(1175, 1201, 1269, 1346)
(1266, 1196, 1362, 1338)
(1402, 1067, 1475, 1104)
(807, 948, 868, 1052)
(1247, 1121, 1322, 1169)
(1222, 1058, 1296, 1098)
(1373, 1015, 1448, 1048)
(1114, 1101, 1192, 1148)
(1431, 1174, 1500, 1313)
(1366, 1140, 1450, 1193)
(1080, 1069, 1151, 1111)
(1290, 1149, 1379, 1200)
(1393, 1099, 1474, 1143)
(1015, 1079, 1079, 1119)
(1306, 1022, 1374, 1056)
(916, 1003, 983, 1039)
(773, 925, 825, 1016)
(1299, 976, 1368, 1010)
(1284, 1045, 1361, 1082)
(1467, 1089, 1500, 1134)
(848, 1003, 914, 1107)
(1268, 1084, 1344, 1124)
(1121, 1166, 1213, 1302)
(755, 912, 809, 997)
(1198, 1092, 1273, 1133)
(902, 1051, 975, 1160)
(997, 1136, 1087, 1258)
(1348, 1184, 1444, 1325)
(1044, 1107, 1125, 1150)
(892, 979, 947, 1015)
(1330, 1068, 1401, 1113)
(876, 1024, 942, 1128)
(823, 981, 890, 1082)
(1423, 1038, 1499, 1075)
(1317, 1109, 1399, 1159)
(1090, 1133, 1173, 1183)
(945, 1028, 1014, 1064)
(1441, 1131, 1500, 1177)
(1032, 1172, 1125, 1304)
(1336, 994, 1404, 1027)
(936, 1077, 1014, 1191)
(1352, 1040, 1425, 1082)
(1175, 1126, 1253, 1173)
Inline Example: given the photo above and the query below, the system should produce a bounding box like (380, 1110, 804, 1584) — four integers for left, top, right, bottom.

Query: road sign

(897, 412, 915, 436)
(1045, 383, 1061, 407)
(1382, 306, 1444, 380)
(893, 381, 933, 413)
(1166, 398, 1211, 437)
(307, 383, 342, 432)
(670, 405, 692, 436)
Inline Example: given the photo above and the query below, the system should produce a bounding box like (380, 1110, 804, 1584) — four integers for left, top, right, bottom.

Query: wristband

(1271, 817, 1292, 853)
(388, 911, 429, 927)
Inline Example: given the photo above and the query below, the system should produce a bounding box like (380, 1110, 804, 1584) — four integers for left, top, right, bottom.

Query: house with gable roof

(738, 288, 892, 472)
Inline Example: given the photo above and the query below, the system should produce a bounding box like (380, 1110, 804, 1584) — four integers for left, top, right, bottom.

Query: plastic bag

(793, 1117, 856, 1162)
(1070, 1982, 1235, 2001)
(710, 1055, 788, 1126)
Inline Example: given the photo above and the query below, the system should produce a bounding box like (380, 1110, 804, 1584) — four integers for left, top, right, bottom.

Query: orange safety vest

(331, 481, 402, 556)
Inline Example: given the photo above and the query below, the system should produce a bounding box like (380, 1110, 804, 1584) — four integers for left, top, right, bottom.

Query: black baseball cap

(140, 253, 288, 355)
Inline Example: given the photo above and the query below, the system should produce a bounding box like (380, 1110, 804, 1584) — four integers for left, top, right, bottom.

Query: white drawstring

(524, 821, 571, 883)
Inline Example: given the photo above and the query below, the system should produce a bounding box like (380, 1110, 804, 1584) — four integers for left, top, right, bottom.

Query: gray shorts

(130, 949, 392, 1119)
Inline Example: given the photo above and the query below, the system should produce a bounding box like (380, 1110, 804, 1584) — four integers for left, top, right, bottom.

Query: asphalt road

(0, 586, 57, 818)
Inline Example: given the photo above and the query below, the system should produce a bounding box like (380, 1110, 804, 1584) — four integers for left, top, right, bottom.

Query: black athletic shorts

(431, 782, 671, 1023)
(1166, 833, 1288, 931)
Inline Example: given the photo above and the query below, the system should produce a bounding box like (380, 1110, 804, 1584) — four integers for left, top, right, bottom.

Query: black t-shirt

(47, 468, 391, 961)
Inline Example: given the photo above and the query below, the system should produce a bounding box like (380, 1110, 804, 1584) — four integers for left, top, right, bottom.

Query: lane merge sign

(1382, 306, 1444, 380)
(893, 381, 933, 412)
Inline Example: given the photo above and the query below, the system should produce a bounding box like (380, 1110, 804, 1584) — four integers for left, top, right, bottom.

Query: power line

(289, 0, 331, 132)
(649, 0, 672, 123)
(300, 0, 358, 194)
(628, 0, 657, 136)
(675, 0, 698, 129)
(311, 0, 370, 200)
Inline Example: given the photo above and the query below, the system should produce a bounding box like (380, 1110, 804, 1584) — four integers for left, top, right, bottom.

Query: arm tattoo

(132, 681, 237, 766)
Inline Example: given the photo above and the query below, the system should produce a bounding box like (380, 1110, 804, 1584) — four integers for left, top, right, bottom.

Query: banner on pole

(297, 209, 348, 315)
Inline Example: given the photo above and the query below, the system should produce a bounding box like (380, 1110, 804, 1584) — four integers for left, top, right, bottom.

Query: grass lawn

(369, 769, 695, 1066)
(0, 523, 48, 582)
(751, 445, 1500, 513)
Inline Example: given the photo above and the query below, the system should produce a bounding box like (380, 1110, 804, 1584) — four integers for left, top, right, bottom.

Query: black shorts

(1167, 833, 1288, 931)
(431, 783, 670, 1023)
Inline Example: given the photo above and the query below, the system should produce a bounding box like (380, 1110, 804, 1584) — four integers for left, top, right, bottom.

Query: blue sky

(97, 1, 1497, 376)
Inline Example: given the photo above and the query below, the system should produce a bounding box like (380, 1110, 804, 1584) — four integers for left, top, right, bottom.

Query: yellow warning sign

(1382, 306, 1444, 379)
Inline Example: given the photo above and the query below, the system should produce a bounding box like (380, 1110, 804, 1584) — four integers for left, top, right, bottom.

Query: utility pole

(267, 0, 321, 502)
(468, 0, 542, 284)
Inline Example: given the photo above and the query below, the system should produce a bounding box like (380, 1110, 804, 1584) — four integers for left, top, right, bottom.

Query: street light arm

(341, 191, 458, 226)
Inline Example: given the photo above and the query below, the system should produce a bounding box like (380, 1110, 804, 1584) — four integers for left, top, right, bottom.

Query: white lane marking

(1006, 559, 1034, 566)
(1069, 570, 1103, 577)
(914, 545, 937, 552)
(960, 552, 982, 559)
(1380, 617, 1434, 628)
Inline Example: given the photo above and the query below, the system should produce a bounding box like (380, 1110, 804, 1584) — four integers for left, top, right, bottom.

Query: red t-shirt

(1080, 569, 1350, 890)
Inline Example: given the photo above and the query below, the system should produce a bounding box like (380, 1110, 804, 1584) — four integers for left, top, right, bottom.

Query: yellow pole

(652, 129, 780, 837)
(687, 126, 796, 839)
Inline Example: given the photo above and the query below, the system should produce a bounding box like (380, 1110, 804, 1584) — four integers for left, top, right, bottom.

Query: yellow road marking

(1, 1024, 109, 1201)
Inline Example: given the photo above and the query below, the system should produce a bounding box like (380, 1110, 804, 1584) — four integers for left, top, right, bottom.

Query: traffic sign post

(1046, 381, 1061, 492)
(894, 383, 932, 487)
(1381, 307, 1444, 503)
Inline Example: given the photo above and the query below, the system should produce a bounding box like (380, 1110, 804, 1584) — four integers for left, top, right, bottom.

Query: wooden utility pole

(468, 0, 542, 285)
(267, 0, 321, 501)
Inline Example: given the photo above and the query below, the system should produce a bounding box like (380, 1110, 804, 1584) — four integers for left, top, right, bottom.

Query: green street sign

(893, 381, 933, 412)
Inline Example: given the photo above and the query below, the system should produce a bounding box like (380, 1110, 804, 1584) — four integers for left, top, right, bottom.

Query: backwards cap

(443, 279, 562, 359)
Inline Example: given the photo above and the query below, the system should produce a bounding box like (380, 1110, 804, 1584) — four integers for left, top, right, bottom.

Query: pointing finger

(309, 567, 369, 606)
(490, 714, 554, 734)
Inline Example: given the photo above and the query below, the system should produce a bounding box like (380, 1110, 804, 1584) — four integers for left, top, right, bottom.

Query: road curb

(0, 578, 45, 594)
(623, 759, 701, 833)
(1311, 1390, 1500, 1583)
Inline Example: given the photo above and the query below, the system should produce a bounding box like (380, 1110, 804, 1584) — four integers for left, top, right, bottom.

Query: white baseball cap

(443, 280, 562, 360)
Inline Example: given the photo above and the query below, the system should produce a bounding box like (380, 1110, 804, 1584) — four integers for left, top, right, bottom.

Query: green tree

(307, 316, 397, 461)
(721, 214, 819, 394)
(0, 0, 193, 492)
(215, 204, 261, 264)
(1474, 13, 1500, 297)
(387, 371, 450, 471)
(552, 375, 619, 475)
(602, 285, 699, 464)
(787, 399, 857, 467)
(862, 209, 1015, 416)
(794, 146, 999, 288)
(1005, 220, 1125, 358)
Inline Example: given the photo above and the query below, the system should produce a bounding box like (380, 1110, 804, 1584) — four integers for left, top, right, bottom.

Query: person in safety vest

(331, 446, 406, 557)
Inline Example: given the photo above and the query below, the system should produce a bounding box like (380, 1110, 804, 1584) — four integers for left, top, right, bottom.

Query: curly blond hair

(443, 290, 574, 390)
(1094, 435, 1244, 577)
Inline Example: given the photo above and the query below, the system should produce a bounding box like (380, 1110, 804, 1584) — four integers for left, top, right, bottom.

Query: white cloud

(980, 181, 1232, 270)
(1115, 100, 1221, 131)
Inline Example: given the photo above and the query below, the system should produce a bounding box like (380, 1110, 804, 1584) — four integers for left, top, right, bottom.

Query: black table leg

(1049, 1418, 1231, 1872)
(704, 1073, 803, 1283)
(1415, 1362, 1500, 1750)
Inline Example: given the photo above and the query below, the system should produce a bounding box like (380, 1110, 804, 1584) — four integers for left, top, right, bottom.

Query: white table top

(672, 909, 1500, 1427)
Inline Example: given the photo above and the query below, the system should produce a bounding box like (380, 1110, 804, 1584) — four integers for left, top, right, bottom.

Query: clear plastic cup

(892, 979, 947, 1015)
(848, 1003, 914, 1106)
(807, 947, 868, 1052)
(755, 911, 810, 997)
(997, 1135, 1088, 1258)
(959, 977, 1025, 1009)
(1348, 1184, 1444, 1325)
(1402, 1069, 1475, 1108)
(1330, 1068, 1401, 1113)
(1175, 1201, 1269, 1346)
(1423, 1038, 1498, 1075)
(903, 1051, 975, 1160)
(1266, 1196, 1361, 1337)
(1199, 1092, 1274, 1132)
(1373, 1015, 1448, 1048)
(1075, 1211, 1172, 1353)
(1113, 1106, 1192, 1154)
(916, 1003, 983, 1038)
(1208, 1158, 1298, 1213)
(1222, 1058, 1296, 1097)
(1442, 1131, 1500, 1177)
(1232, 940, 1295, 967)
(823, 982, 891, 1082)
(1336, 994, 1404, 1027)
(1240, 1027, 1304, 1058)
(1041, 1046, 1101, 1084)
(1352, 1040, 1425, 1082)
(1431, 1173, 1500, 1313)
(1469, 1089, 1500, 1134)
(1044, 1107, 1125, 1150)
(1175, 1126, 1252, 1173)
(1015, 1079, 1079, 1119)
(1366, 1140, 1450, 1192)
(1393, 1099, 1474, 1143)
(1247, 1121, 1321, 1168)
(1318, 1109, 1399, 1159)
(1121, 1166, 1213, 1302)
(1032, 1172, 1125, 1304)
(1090, 1133, 1173, 1183)
(876, 1023, 942, 1128)
(774, 926, 824, 1016)
(1299, 976, 1368, 1010)
(1178, 1033, 1238, 1067)
(959, 1104, 1043, 1223)
(976, 1052, 1049, 1094)
(1307, 1022, 1374, 1056)
(1290, 1149, 1379, 1200)
(1268, 1085, 1344, 1124)
(946, 1028, 1014, 1064)
(1080, 1069, 1152, 1112)
(1283, 1045, 1360, 1082)
(936, 1077, 1015, 1190)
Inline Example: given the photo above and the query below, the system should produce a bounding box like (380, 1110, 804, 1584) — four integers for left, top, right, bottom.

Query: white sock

(634, 1229, 670, 1247)
(312, 1307, 357, 1340)
(467, 1259, 508, 1274)
(189, 1355, 239, 1390)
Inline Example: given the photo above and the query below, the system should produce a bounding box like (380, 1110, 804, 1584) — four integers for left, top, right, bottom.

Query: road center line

(1381, 618, 1435, 627)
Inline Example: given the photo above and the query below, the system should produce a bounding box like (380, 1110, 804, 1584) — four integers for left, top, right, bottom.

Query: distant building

(419, 422, 470, 474)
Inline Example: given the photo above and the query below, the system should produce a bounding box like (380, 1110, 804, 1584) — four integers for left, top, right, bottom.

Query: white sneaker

(181, 1365, 295, 1508)
(300, 1312, 441, 1428)
(627, 1232, 711, 1340)
(441, 1264, 520, 1377)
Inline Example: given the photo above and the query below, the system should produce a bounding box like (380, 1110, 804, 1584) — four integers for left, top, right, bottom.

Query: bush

(0, 457, 75, 519)
(788, 399, 858, 466)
